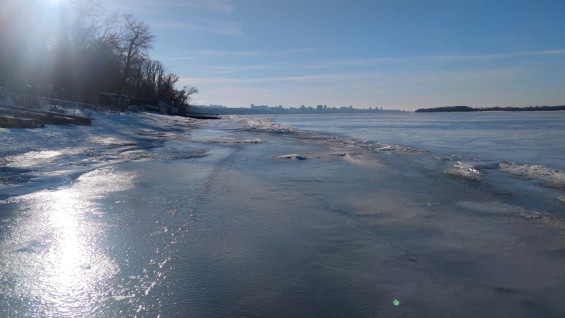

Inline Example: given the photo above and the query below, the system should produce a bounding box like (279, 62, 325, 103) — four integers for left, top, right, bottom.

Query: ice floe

(498, 161, 565, 187)
(200, 137, 263, 144)
(445, 161, 481, 181)
(277, 154, 311, 160)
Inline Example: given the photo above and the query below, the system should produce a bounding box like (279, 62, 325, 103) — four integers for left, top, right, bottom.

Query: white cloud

(179, 64, 565, 109)
(153, 18, 244, 36)
(173, 48, 565, 78)
(180, 0, 235, 14)
(309, 49, 565, 68)
(101, 0, 240, 35)
(180, 67, 520, 86)
(179, 72, 376, 85)
(200, 64, 282, 74)
(103, 0, 235, 14)
(188, 48, 323, 57)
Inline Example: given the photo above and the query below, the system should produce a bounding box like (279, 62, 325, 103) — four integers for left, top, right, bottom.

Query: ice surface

(1, 113, 564, 317)
(243, 114, 565, 188)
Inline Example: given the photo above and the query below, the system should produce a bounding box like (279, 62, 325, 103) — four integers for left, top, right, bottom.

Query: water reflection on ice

(5, 150, 64, 168)
(0, 168, 134, 317)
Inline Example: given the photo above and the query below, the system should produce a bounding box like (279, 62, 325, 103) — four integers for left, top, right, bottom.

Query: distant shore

(415, 105, 565, 113)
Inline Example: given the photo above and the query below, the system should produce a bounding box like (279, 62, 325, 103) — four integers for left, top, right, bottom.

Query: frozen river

(1, 112, 564, 317)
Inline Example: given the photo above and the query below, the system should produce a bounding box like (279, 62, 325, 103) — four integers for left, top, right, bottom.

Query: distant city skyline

(189, 102, 400, 116)
(195, 103, 386, 110)
(101, 0, 565, 110)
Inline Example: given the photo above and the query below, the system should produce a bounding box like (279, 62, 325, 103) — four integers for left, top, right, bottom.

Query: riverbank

(0, 112, 203, 199)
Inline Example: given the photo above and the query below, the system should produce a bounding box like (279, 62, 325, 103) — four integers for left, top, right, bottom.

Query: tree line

(415, 105, 565, 113)
(0, 0, 196, 108)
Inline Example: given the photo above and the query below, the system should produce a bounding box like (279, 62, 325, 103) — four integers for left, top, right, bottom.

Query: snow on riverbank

(0, 112, 204, 198)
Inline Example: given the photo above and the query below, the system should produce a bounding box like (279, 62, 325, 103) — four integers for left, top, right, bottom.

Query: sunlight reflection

(47, 189, 89, 290)
(0, 168, 134, 316)
(6, 150, 63, 168)
(28, 185, 113, 316)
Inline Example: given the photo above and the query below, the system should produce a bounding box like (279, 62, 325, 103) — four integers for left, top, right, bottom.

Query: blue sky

(101, 0, 565, 110)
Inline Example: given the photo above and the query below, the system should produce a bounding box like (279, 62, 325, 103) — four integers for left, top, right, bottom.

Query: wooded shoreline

(415, 105, 565, 113)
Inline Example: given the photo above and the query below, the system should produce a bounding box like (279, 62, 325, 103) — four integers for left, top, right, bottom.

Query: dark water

(0, 114, 564, 317)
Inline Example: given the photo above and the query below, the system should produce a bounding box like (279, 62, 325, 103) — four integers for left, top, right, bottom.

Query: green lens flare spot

(393, 299, 400, 306)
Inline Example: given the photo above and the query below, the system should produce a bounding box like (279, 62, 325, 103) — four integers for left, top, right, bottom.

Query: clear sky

(100, 0, 565, 110)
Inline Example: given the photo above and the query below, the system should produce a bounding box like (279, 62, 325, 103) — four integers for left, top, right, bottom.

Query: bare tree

(177, 86, 198, 105)
(117, 15, 155, 106)
(138, 59, 163, 99)
(158, 72, 179, 99)
(0, 1, 197, 108)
